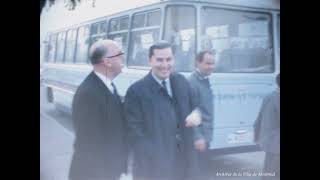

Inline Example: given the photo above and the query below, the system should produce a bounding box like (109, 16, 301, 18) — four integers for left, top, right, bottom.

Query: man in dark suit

(254, 73, 280, 180)
(69, 40, 128, 180)
(124, 41, 201, 180)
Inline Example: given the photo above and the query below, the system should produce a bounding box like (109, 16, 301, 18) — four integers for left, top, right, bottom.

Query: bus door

(199, 6, 276, 150)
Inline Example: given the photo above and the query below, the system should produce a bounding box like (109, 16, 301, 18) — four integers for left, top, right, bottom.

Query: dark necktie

(111, 82, 118, 96)
(161, 80, 170, 97)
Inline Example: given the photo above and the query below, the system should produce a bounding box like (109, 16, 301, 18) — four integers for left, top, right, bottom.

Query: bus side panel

(42, 66, 91, 114)
(209, 75, 276, 150)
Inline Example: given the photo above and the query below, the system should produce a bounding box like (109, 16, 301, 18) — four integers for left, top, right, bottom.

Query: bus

(41, 0, 280, 155)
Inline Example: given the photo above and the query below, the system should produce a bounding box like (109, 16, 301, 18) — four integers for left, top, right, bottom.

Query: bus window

(42, 37, 49, 62)
(200, 7, 273, 73)
(65, 29, 77, 63)
(90, 21, 108, 47)
(110, 19, 119, 32)
(147, 10, 161, 27)
(56, 32, 66, 63)
(91, 23, 99, 35)
(75, 26, 90, 64)
(164, 6, 196, 72)
(47, 34, 57, 63)
(108, 16, 129, 54)
(100, 21, 107, 33)
(128, 10, 161, 67)
(119, 17, 128, 31)
(277, 14, 280, 53)
(132, 13, 145, 28)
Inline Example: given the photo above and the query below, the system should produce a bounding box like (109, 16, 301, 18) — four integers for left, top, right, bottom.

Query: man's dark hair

(195, 50, 215, 63)
(276, 73, 280, 87)
(149, 41, 173, 58)
(89, 41, 109, 64)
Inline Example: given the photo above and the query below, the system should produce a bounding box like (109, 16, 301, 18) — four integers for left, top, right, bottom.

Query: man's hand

(194, 138, 207, 152)
(185, 108, 202, 127)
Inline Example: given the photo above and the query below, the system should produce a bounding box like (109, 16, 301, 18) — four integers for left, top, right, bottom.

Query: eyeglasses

(105, 52, 124, 59)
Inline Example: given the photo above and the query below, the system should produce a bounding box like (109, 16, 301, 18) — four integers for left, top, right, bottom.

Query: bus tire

(47, 87, 54, 103)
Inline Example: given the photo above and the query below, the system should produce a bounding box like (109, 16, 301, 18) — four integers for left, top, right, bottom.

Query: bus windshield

(200, 7, 274, 73)
(164, 5, 196, 72)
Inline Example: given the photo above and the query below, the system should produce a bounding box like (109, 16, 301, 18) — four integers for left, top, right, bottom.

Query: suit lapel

(170, 74, 181, 103)
(170, 74, 186, 121)
(89, 72, 112, 120)
(90, 72, 113, 97)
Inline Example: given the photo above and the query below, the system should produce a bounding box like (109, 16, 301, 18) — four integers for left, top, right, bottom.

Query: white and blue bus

(41, 0, 280, 155)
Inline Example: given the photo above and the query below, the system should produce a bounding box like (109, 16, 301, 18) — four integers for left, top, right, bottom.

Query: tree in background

(40, 0, 96, 16)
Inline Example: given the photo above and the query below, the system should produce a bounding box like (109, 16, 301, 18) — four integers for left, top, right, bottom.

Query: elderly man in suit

(254, 73, 280, 180)
(124, 41, 201, 180)
(69, 39, 128, 180)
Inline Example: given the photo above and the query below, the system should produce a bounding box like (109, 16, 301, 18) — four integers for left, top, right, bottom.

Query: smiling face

(149, 47, 174, 80)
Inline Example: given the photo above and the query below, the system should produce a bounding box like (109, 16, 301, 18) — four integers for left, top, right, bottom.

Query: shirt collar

(151, 71, 170, 87)
(195, 69, 210, 80)
(151, 71, 173, 97)
(94, 71, 113, 92)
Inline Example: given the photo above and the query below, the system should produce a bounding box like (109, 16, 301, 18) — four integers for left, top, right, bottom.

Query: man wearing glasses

(69, 39, 127, 180)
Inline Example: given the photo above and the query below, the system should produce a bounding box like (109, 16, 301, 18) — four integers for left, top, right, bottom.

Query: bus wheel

(47, 87, 54, 103)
